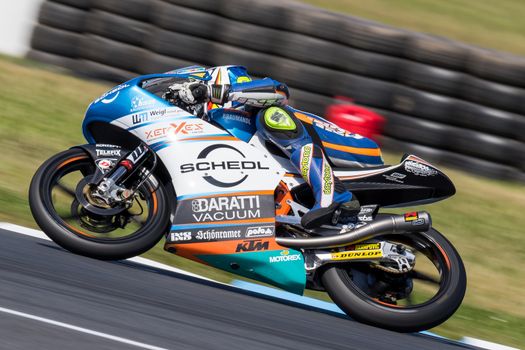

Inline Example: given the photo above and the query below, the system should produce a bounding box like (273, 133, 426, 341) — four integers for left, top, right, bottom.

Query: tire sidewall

(321, 228, 466, 332)
(29, 148, 171, 260)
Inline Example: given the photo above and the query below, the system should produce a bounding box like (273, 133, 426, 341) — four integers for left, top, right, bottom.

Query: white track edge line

(0, 222, 48, 240)
(0, 306, 168, 350)
(0, 222, 216, 282)
(460, 337, 520, 350)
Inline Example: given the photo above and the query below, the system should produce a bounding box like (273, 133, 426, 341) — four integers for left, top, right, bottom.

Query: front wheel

(321, 228, 466, 332)
(29, 148, 171, 260)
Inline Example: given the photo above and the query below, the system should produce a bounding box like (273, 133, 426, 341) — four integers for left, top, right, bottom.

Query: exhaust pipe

(275, 211, 431, 249)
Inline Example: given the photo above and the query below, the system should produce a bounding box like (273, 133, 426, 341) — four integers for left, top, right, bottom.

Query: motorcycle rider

(168, 65, 383, 229)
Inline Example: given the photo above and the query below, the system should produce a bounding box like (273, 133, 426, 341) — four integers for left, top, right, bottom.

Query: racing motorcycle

(29, 67, 466, 333)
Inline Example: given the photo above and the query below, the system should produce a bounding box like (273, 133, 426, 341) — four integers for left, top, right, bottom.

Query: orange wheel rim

(56, 155, 89, 170)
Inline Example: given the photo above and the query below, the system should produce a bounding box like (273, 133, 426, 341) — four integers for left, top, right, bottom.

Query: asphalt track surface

(0, 228, 477, 350)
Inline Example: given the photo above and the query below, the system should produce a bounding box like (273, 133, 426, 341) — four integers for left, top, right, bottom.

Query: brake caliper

(373, 242, 416, 274)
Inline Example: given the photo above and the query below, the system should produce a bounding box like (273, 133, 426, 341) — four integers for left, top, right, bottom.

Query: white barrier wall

(0, 0, 43, 56)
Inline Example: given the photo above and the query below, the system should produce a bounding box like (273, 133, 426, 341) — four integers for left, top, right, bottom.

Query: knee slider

(256, 106, 311, 155)
(262, 106, 297, 132)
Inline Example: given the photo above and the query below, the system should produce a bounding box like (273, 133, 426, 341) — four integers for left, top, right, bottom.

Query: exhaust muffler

(275, 211, 431, 249)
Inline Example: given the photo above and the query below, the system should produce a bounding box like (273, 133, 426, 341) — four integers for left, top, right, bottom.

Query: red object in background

(325, 97, 385, 142)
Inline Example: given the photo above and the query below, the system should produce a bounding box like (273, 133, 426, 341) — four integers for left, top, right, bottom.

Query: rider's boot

(290, 143, 360, 229)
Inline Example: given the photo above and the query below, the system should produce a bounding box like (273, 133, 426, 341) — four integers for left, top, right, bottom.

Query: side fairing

(83, 75, 307, 294)
(157, 134, 306, 295)
(128, 111, 307, 294)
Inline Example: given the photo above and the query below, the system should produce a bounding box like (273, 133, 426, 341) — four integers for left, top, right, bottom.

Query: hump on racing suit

(290, 109, 383, 168)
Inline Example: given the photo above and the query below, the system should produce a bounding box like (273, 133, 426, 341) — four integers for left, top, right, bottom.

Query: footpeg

(331, 208, 342, 225)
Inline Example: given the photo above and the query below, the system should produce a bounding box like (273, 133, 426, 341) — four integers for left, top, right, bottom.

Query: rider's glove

(169, 81, 208, 105)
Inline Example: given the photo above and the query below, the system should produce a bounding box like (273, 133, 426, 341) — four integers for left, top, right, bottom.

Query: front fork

(90, 144, 157, 207)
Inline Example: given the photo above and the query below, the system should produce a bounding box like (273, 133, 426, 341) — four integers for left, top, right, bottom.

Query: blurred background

(0, 0, 523, 347)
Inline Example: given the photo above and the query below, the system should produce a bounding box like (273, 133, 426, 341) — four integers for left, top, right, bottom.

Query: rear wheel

(29, 148, 170, 260)
(321, 228, 466, 332)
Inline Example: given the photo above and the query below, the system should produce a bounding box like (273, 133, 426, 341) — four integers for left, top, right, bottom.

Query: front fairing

(82, 73, 211, 143)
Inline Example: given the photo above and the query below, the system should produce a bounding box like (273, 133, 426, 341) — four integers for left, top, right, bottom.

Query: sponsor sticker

(235, 239, 269, 252)
(132, 112, 149, 125)
(357, 215, 373, 222)
(179, 144, 270, 188)
(322, 161, 333, 196)
(132, 108, 190, 125)
(132, 109, 167, 125)
(269, 250, 302, 263)
(300, 145, 312, 180)
(173, 195, 274, 229)
(131, 96, 157, 112)
(383, 172, 407, 183)
(96, 158, 114, 171)
(145, 126, 171, 140)
(331, 250, 383, 260)
(170, 121, 204, 135)
(412, 218, 426, 226)
(170, 231, 192, 241)
(96, 144, 120, 148)
(195, 229, 241, 240)
(96, 149, 121, 157)
(404, 212, 419, 222)
(149, 108, 167, 117)
(191, 195, 261, 222)
(355, 243, 381, 250)
(236, 97, 282, 107)
(192, 195, 260, 212)
(312, 118, 363, 139)
(145, 121, 205, 140)
(245, 226, 274, 238)
(404, 160, 437, 177)
(191, 209, 260, 222)
(359, 207, 375, 214)
(222, 111, 251, 125)
(94, 84, 129, 104)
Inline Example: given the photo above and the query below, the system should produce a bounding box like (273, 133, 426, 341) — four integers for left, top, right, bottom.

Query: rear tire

(321, 228, 466, 332)
(29, 148, 171, 260)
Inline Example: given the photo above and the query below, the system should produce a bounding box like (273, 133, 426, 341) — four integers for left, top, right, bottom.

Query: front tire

(29, 148, 171, 260)
(321, 228, 466, 332)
